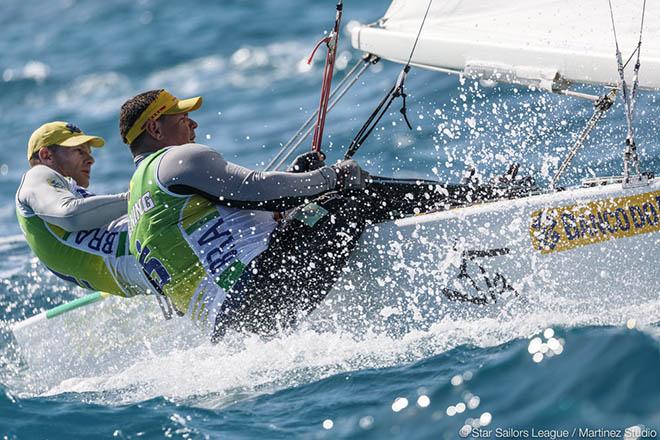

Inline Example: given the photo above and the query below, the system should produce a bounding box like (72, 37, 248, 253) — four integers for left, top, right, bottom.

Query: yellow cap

(27, 121, 105, 161)
(123, 90, 202, 144)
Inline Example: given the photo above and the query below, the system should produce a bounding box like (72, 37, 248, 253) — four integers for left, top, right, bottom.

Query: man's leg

(362, 174, 537, 223)
(353, 177, 465, 223)
(213, 192, 370, 338)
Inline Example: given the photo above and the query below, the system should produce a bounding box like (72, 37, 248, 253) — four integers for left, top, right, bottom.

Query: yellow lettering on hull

(530, 190, 660, 254)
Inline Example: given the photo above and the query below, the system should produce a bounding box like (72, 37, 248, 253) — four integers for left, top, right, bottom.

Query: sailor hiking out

(16, 121, 152, 298)
(121, 89, 465, 339)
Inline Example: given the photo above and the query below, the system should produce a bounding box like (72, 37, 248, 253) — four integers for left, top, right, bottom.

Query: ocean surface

(1, 0, 659, 438)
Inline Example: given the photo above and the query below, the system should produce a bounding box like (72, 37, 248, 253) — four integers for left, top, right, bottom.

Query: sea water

(1, 0, 659, 438)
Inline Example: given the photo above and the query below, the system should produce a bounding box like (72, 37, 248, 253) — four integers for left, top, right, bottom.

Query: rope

(344, 67, 410, 160)
(344, 0, 434, 160)
(266, 55, 378, 171)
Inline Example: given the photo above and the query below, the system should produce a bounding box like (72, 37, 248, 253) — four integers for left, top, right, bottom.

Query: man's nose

(86, 152, 95, 164)
(190, 118, 198, 129)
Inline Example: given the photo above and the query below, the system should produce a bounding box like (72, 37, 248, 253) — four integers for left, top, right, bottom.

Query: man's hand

(287, 151, 326, 173)
(332, 160, 369, 191)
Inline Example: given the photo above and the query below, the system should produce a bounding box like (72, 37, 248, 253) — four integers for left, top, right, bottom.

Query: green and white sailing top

(16, 165, 151, 297)
(128, 144, 337, 330)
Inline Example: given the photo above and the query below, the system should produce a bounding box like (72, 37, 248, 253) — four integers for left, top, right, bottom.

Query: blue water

(1, 0, 659, 438)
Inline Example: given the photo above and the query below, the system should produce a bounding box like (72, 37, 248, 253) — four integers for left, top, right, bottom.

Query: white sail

(350, 0, 660, 90)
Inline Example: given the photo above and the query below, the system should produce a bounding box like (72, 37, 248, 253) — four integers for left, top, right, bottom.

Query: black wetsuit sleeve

(157, 144, 338, 210)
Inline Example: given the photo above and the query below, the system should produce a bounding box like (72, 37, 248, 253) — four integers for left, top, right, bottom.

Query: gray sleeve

(17, 166, 128, 231)
(157, 144, 337, 210)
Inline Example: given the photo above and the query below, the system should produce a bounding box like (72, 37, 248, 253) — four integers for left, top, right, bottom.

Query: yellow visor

(124, 90, 202, 145)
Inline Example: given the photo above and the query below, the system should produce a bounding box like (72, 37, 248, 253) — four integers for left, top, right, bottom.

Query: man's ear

(37, 147, 55, 165)
(144, 119, 162, 140)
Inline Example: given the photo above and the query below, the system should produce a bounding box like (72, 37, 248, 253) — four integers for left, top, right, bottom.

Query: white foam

(6, 288, 657, 408)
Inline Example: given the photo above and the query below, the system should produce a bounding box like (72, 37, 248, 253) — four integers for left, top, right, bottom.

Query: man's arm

(17, 166, 128, 231)
(158, 144, 338, 210)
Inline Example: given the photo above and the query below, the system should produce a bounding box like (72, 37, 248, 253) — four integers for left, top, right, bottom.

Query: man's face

(48, 143, 95, 187)
(157, 113, 198, 146)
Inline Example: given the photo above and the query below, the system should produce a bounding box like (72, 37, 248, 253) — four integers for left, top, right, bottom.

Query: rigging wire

(551, 90, 617, 189)
(344, 0, 434, 160)
(607, 0, 647, 180)
(622, 45, 640, 70)
(406, 0, 433, 67)
(629, 0, 646, 116)
(266, 55, 379, 171)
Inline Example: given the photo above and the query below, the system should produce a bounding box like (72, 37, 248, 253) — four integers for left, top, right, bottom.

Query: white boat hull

(316, 179, 660, 332)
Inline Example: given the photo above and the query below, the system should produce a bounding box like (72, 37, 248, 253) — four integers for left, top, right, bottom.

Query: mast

(308, 0, 343, 156)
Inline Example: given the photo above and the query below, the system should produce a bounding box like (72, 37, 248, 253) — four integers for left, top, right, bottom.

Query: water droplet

(391, 397, 409, 412)
(547, 338, 561, 352)
(467, 396, 481, 410)
(417, 395, 430, 408)
(358, 416, 373, 430)
(528, 337, 542, 354)
(459, 425, 472, 438)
